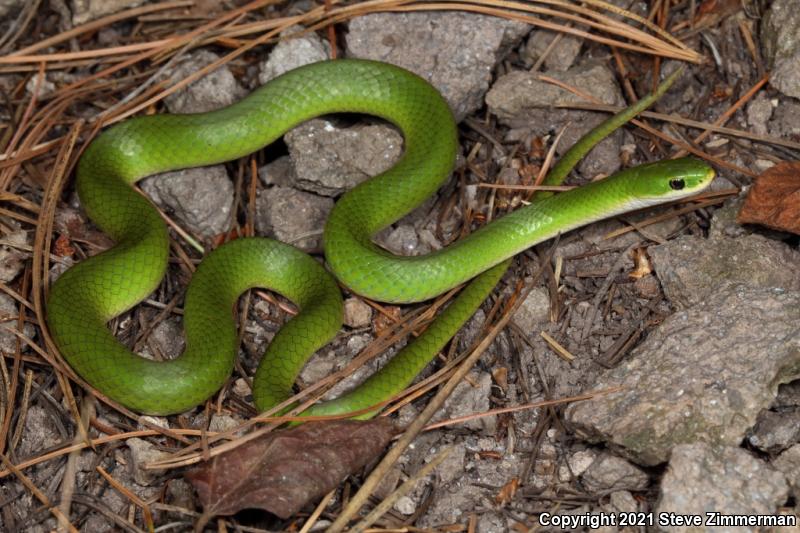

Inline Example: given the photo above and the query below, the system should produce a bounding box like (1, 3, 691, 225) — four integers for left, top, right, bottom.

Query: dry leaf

(629, 247, 652, 280)
(737, 161, 800, 235)
(185, 418, 396, 526)
(494, 477, 520, 506)
(492, 366, 508, 392)
(54, 234, 75, 258)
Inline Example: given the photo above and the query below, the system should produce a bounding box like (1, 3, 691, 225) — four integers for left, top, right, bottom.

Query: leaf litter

(185, 418, 396, 527)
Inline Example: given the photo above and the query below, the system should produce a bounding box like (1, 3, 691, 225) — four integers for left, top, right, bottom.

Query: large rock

(285, 119, 402, 197)
(486, 64, 626, 178)
(141, 166, 233, 239)
(255, 186, 332, 251)
(259, 25, 330, 84)
(162, 49, 246, 114)
(657, 443, 788, 533)
(347, 11, 528, 121)
(762, 0, 800, 98)
(650, 231, 800, 309)
(566, 284, 800, 466)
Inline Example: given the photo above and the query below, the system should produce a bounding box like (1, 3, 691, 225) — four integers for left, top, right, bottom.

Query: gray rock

(748, 409, 800, 454)
(258, 25, 330, 84)
(162, 49, 246, 114)
(436, 442, 467, 485)
(581, 452, 649, 494)
(0, 230, 29, 283)
(258, 155, 296, 187)
(255, 186, 333, 251)
(346, 12, 529, 121)
(769, 100, 800, 139)
(378, 224, 430, 256)
(141, 317, 185, 361)
(656, 443, 788, 533)
(126, 437, 169, 486)
(141, 166, 233, 238)
(604, 490, 639, 514)
(418, 485, 485, 527)
(746, 93, 775, 136)
(566, 284, 800, 466)
(232, 377, 250, 398)
(522, 29, 583, 71)
(208, 414, 239, 433)
(487, 64, 624, 119)
(393, 495, 416, 516)
(513, 286, 550, 332)
(773, 444, 800, 498)
(372, 466, 402, 502)
(345, 334, 369, 355)
(486, 64, 625, 177)
(285, 119, 402, 197)
(343, 297, 372, 328)
(762, 0, 800, 98)
(436, 371, 495, 434)
(650, 232, 800, 309)
(597, 491, 641, 533)
(566, 448, 598, 479)
(72, 0, 143, 25)
(137, 415, 169, 431)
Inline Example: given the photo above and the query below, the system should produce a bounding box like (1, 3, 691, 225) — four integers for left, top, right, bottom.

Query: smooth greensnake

(46, 60, 715, 415)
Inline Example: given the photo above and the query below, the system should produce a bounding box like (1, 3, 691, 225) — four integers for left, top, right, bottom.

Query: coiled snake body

(47, 60, 714, 415)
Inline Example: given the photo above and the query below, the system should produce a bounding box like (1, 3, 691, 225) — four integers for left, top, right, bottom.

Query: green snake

(47, 59, 715, 415)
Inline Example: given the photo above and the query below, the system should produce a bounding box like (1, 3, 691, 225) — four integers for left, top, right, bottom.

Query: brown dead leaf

(53, 234, 75, 258)
(737, 161, 800, 235)
(629, 247, 652, 280)
(491, 366, 508, 393)
(494, 477, 520, 506)
(211, 227, 243, 248)
(185, 418, 396, 526)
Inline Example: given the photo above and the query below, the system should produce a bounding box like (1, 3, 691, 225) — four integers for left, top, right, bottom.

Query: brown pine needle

(540, 331, 575, 361)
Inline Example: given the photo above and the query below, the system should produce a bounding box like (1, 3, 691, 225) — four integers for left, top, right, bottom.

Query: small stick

(540, 331, 575, 362)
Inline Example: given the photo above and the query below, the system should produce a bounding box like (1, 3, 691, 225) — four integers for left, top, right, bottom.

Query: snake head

(626, 157, 715, 204)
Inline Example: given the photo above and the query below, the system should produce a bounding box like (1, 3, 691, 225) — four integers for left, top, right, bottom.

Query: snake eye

(669, 178, 685, 191)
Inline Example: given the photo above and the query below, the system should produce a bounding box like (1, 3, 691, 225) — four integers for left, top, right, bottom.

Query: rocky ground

(0, 0, 798, 531)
